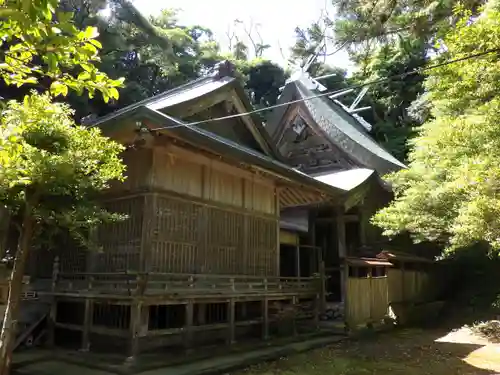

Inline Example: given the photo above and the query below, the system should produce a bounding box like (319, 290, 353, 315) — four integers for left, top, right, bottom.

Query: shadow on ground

(233, 328, 499, 375)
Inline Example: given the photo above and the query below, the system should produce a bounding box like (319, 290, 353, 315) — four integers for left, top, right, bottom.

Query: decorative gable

(276, 111, 358, 174)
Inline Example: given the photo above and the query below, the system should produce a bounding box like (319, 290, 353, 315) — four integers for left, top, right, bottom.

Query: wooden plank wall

(346, 277, 389, 326)
(149, 145, 278, 276)
(53, 144, 279, 276)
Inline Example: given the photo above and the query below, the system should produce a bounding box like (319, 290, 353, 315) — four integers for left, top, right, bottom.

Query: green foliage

(0, 92, 125, 246)
(290, 0, 487, 160)
(352, 39, 427, 160)
(372, 1, 500, 253)
(0, 0, 124, 102)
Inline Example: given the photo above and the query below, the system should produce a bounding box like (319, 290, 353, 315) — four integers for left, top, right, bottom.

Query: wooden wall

(94, 196, 145, 272)
(68, 144, 280, 276)
(147, 145, 278, 276)
(151, 145, 276, 214)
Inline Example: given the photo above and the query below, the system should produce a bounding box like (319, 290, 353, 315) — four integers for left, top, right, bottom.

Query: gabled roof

(267, 77, 406, 175)
(91, 61, 278, 158)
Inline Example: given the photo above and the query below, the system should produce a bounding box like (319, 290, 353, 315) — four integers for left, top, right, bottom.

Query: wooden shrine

(10, 62, 367, 361)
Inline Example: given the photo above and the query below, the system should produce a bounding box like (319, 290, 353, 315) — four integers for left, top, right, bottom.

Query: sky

(132, 0, 353, 73)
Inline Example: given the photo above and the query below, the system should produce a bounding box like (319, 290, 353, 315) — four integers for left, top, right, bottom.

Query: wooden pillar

(291, 296, 298, 336)
(336, 207, 347, 303)
(314, 293, 320, 329)
(127, 301, 142, 364)
(185, 300, 194, 350)
(140, 194, 156, 273)
(358, 204, 368, 247)
(308, 209, 317, 275)
(295, 241, 301, 278)
(262, 297, 269, 340)
(319, 260, 326, 313)
(227, 298, 236, 344)
(275, 188, 281, 276)
(80, 298, 92, 352)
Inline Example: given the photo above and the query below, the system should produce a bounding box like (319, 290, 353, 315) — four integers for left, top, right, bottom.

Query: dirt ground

(233, 328, 500, 375)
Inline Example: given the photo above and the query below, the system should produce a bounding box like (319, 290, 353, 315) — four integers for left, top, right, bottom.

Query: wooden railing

(51, 270, 319, 297)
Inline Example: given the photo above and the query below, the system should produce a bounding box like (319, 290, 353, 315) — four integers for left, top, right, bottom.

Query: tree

(0, 0, 123, 99)
(372, 1, 500, 255)
(0, 1, 126, 373)
(291, 0, 487, 160)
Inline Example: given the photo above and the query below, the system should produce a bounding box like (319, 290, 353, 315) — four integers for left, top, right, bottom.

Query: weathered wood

(141, 194, 156, 272)
(227, 298, 236, 344)
(295, 242, 301, 278)
(319, 261, 326, 313)
(262, 297, 269, 340)
(314, 293, 320, 329)
(80, 298, 92, 351)
(128, 302, 142, 362)
(185, 300, 194, 349)
(291, 296, 298, 336)
(336, 207, 347, 309)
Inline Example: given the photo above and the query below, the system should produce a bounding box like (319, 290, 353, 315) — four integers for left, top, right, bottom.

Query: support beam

(80, 298, 92, 352)
(227, 298, 236, 344)
(291, 296, 298, 336)
(127, 301, 142, 365)
(262, 298, 269, 340)
(358, 204, 368, 247)
(336, 206, 349, 325)
(314, 293, 320, 329)
(185, 300, 194, 350)
(308, 209, 317, 276)
(295, 242, 301, 279)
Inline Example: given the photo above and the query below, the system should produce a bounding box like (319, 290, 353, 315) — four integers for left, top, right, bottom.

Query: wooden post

(319, 260, 326, 313)
(291, 296, 297, 336)
(295, 242, 301, 279)
(308, 209, 317, 276)
(80, 298, 92, 352)
(358, 205, 367, 247)
(185, 300, 194, 350)
(262, 297, 269, 340)
(126, 301, 142, 365)
(140, 194, 156, 273)
(336, 207, 347, 303)
(314, 293, 320, 329)
(227, 298, 236, 344)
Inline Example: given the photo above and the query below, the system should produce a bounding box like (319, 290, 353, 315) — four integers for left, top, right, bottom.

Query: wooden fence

(388, 269, 430, 303)
(345, 276, 388, 326)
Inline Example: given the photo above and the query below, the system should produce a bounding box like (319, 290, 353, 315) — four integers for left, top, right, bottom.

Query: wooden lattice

(151, 194, 277, 276)
(93, 196, 145, 272)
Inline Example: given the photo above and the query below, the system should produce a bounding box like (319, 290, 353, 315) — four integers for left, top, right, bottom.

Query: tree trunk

(0, 202, 35, 375)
